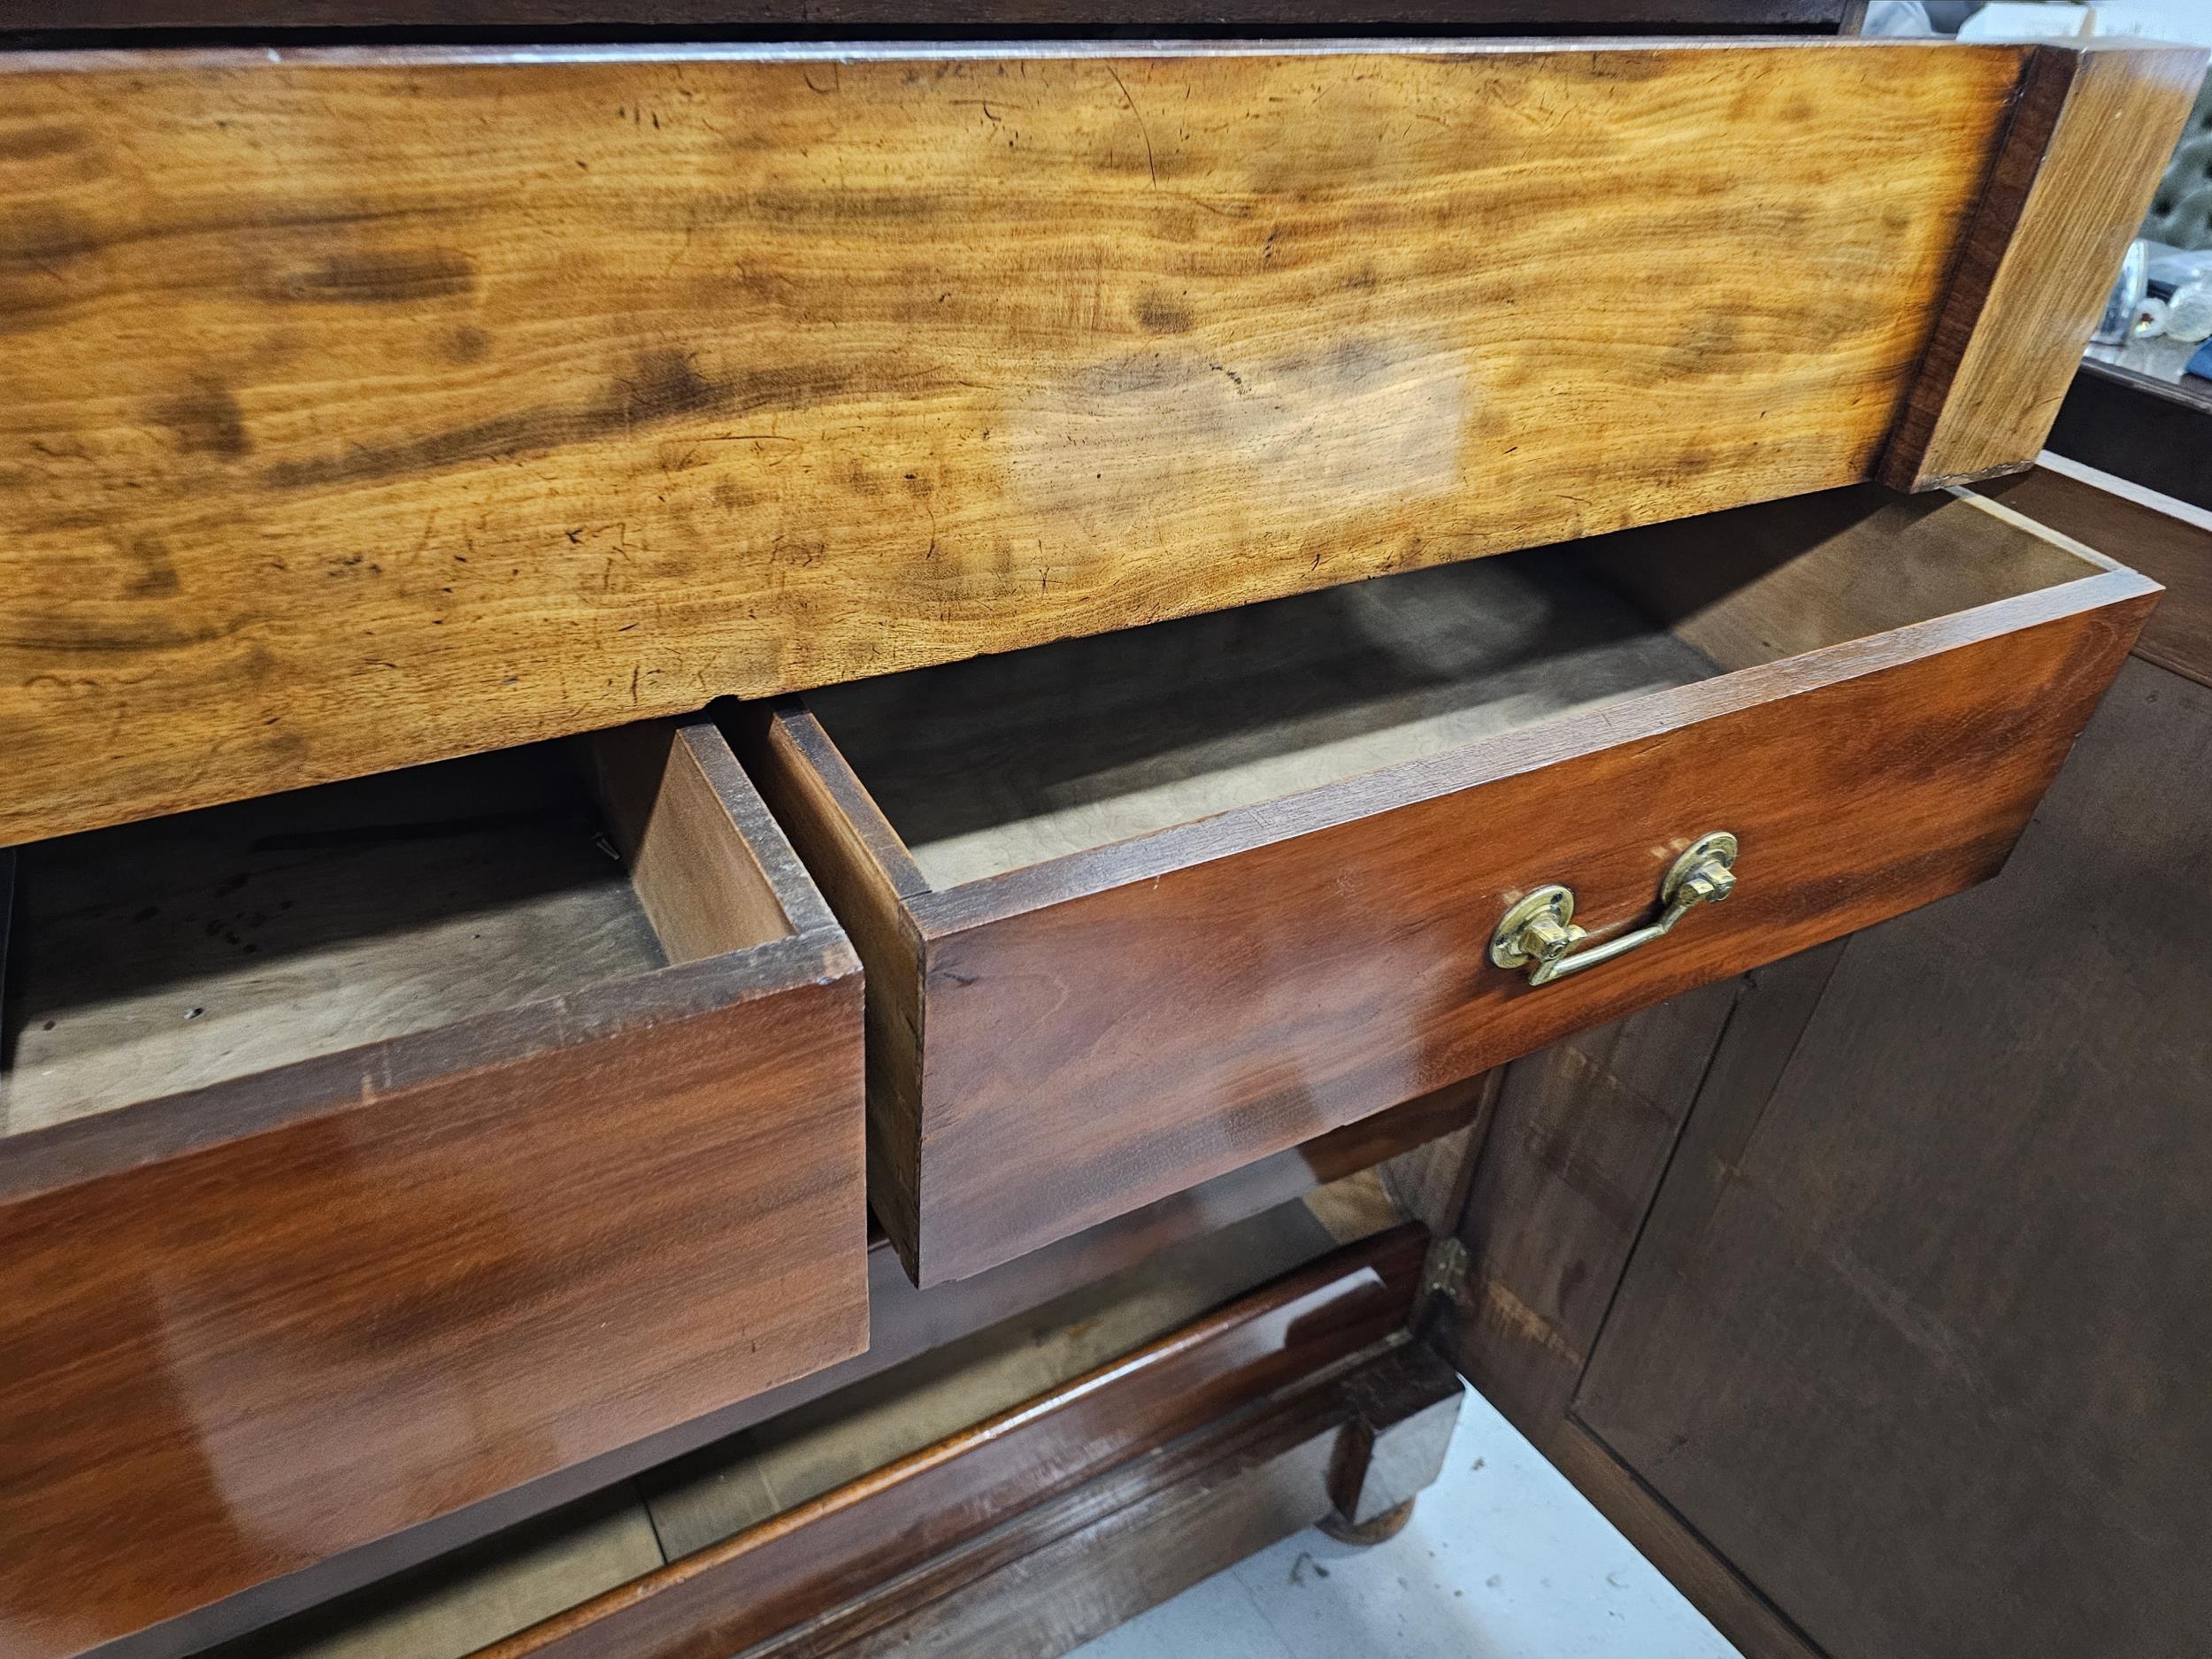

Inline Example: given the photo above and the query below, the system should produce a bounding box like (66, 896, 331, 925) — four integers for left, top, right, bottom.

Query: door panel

(1573, 655, 2212, 1659)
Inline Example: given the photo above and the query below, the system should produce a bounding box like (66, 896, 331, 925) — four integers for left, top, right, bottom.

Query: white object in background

(1862, 2, 1936, 35)
(2164, 284, 2212, 343)
(2081, 4, 2212, 47)
(1959, 2, 2092, 39)
(2094, 240, 2152, 344)
(2150, 249, 2212, 290)
(2133, 295, 2171, 338)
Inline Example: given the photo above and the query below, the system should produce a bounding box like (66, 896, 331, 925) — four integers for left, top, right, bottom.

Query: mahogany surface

(4, 40, 2188, 846)
(476, 1225, 1429, 1658)
(0, 726, 866, 1659)
(755, 506, 2153, 1283)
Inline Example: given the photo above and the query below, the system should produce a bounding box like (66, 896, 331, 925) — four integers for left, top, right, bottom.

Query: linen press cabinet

(0, 15, 2200, 1658)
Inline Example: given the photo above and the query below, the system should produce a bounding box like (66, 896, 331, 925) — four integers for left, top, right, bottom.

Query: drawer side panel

(0, 42, 2037, 845)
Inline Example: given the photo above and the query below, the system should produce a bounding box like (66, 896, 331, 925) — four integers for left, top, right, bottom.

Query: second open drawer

(738, 484, 2155, 1286)
(0, 716, 864, 1659)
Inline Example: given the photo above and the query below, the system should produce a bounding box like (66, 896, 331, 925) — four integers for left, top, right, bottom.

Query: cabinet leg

(1319, 1496, 1417, 1547)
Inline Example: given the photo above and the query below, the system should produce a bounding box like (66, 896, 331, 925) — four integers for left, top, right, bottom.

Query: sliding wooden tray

(1, 38, 2200, 848)
(741, 484, 2155, 1284)
(0, 719, 864, 1659)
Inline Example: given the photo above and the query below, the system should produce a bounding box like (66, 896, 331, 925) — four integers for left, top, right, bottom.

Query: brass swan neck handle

(1490, 833, 1740, 988)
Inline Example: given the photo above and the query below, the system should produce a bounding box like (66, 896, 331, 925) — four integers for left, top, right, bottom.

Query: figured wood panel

(0, 950, 865, 1659)
(0, 40, 2043, 847)
(1881, 42, 2207, 490)
(1575, 657, 2212, 1659)
(898, 573, 2152, 1281)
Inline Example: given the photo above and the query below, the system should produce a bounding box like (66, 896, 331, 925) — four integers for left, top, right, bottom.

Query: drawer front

(900, 577, 2151, 1282)
(0, 971, 863, 1659)
(0, 728, 866, 1659)
(2, 40, 2200, 848)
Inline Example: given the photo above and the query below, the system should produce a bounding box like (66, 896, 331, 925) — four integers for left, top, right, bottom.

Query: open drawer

(1, 39, 2201, 849)
(741, 485, 2155, 1286)
(0, 718, 864, 1659)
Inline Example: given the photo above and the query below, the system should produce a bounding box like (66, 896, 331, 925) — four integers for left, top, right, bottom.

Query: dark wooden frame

(1432, 463, 2212, 1659)
(474, 1225, 1448, 1659)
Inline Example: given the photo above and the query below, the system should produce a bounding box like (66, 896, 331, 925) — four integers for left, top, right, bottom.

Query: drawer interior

(806, 485, 2120, 889)
(0, 723, 801, 1136)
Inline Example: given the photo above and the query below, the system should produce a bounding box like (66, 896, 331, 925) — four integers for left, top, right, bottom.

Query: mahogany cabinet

(0, 15, 2203, 1659)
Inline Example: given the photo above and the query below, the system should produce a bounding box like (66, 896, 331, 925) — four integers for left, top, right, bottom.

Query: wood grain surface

(1574, 655, 2212, 1659)
(1, 1, 1871, 34)
(0, 724, 865, 1659)
(902, 579, 2144, 1282)
(896, 580, 2143, 1286)
(477, 1226, 1428, 1659)
(577, 720, 810, 962)
(741, 1340, 1463, 1659)
(0, 39, 2065, 847)
(1881, 41, 2207, 491)
(1980, 461, 2212, 689)
(767, 488, 2153, 1282)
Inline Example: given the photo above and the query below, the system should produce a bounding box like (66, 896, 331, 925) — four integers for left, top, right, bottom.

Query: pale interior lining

(811, 486, 2101, 891)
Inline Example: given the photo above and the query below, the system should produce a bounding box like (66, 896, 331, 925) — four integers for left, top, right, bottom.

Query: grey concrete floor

(1070, 1383, 1742, 1659)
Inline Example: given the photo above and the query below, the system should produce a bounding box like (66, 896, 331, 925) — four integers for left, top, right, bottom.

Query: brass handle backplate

(1489, 832, 1740, 987)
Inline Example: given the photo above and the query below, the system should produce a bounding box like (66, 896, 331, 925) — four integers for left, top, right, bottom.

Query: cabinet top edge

(0, 35, 2049, 72)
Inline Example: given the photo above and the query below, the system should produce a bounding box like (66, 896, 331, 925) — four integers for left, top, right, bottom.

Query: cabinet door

(1571, 650, 2212, 1659)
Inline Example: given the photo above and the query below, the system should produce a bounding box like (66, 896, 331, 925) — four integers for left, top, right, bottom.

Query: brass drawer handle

(1490, 833, 1740, 987)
